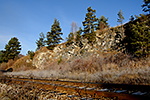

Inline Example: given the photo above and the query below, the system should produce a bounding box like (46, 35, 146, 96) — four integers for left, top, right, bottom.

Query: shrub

(58, 56, 62, 65)
(5, 52, 150, 85)
(7, 59, 14, 67)
(0, 62, 8, 70)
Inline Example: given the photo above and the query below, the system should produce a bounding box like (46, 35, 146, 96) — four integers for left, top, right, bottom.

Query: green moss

(58, 56, 62, 65)
(80, 49, 85, 54)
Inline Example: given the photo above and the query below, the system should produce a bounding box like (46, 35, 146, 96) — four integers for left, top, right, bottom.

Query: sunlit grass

(6, 53, 150, 85)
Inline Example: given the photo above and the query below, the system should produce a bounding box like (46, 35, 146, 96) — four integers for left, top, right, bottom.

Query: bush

(0, 62, 8, 70)
(5, 53, 150, 85)
(58, 56, 62, 65)
(7, 59, 15, 67)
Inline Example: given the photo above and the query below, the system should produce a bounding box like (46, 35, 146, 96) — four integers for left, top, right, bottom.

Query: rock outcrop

(33, 27, 125, 69)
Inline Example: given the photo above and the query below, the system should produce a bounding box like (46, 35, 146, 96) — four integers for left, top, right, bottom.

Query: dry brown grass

(11, 55, 36, 71)
(34, 47, 49, 56)
(0, 62, 8, 70)
(5, 52, 150, 85)
(0, 57, 24, 71)
(7, 59, 15, 67)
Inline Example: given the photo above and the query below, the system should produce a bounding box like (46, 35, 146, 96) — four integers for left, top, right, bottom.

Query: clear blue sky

(0, 0, 144, 55)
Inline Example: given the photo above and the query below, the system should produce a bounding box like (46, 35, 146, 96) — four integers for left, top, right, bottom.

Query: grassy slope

(11, 55, 36, 71)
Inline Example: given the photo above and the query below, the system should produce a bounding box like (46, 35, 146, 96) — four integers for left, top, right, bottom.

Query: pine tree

(123, 14, 150, 57)
(0, 51, 3, 63)
(135, 15, 140, 19)
(129, 15, 134, 21)
(117, 9, 125, 37)
(117, 9, 125, 25)
(27, 50, 35, 60)
(46, 18, 63, 50)
(142, 0, 150, 14)
(66, 32, 74, 45)
(75, 27, 82, 42)
(82, 6, 98, 44)
(36, 32, 45, 50)
(96, 15, 109, 30)
(1, 37, 21, 62)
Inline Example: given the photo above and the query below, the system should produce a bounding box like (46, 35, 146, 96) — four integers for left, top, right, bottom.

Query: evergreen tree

(46, 18, 63, 50)
(129, 15, 134, 21)
(117, 9, 125, 25)
(1, 37, 21, 62)
(75, 27, 82, 42)
(36, 32, 45, 50)
(142, 0, 150, 14)
(82, 6, 98, 44)
(96, 15, 109, 30)
(117, 9, 125, 37)
(66, 32, 74, 45)
(135, 15, 140, 19)
(0, 51, 3, 63)
(123, 14, 150, 57)
(27, 50, 35, 60)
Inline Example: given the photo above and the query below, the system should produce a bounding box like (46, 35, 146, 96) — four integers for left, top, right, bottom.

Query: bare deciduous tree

(70, 21, 78, 40)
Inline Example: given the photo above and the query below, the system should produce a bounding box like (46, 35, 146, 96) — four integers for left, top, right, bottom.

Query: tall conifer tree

(117, 9, 125, 36)
(75, 27, 82, 42)
(117, 9, 125, 25)
(96, 15, 109, 30)
(122, 14, 150, 57)
(36, 32, 45, 50)
(1, 37, 21, 62)
(46, 18, 63, 50)
(142, 0, 150, 14)
(82, 6, 98, 44)
(66, 32, 74, 45)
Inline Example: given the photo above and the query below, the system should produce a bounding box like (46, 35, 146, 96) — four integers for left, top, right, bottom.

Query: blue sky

(0, 0, 144, 55)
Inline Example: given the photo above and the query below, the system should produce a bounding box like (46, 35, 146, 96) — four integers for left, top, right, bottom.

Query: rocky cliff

(33, 26, 125, 69)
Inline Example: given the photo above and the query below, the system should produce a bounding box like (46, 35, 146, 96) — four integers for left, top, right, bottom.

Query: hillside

(2, 14, 150, 85)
